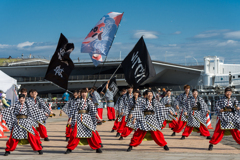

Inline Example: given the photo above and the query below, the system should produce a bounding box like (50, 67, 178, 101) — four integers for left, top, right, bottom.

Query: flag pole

(93, 12, 124, 87)
(100, 63, 121, 92)
(45, 80, 73, 94)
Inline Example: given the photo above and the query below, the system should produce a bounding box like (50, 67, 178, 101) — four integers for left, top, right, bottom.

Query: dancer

(127, 90, 169, 152)
(65, 89, 102, 154)
(180, 89, 211, 140)
(2, 94, 44, 156)
(105, 80, 115, 121)
(208, 87, 240, 150)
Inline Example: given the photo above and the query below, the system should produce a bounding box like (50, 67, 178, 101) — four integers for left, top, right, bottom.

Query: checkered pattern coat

(186, 96, 208, 128)
(130, 98, 168, 131)
(118, 93, 133, 122)
(105, 89, 114, 107)
(62, 97, 79, 118)
(126, 97, 145, 129)
(215, 96, 240, 130)
(2, 101, 46, 139)
(176, 92, 192, 122)
(69, 98, 97, 138)
(162, 96, 178, 121)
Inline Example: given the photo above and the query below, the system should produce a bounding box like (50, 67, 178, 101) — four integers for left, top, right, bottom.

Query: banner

(81, 12, 123, 66)
(121, 37, 156, 87)
(44, 33, 74, 90)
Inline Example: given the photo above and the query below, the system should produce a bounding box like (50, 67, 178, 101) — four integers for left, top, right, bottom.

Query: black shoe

(164, 145, 169, 151)
(40, 144, 43, 149)
(200, 133, 202, 136)
(119, 136, 123, 140)
(208, 144, 213, 151)
(100, 143, 103, 148)
(96, 148, 102, 153)
(66, 137, 69, 141)
(206, 136, 212, 139)
(127, 146, 132, 152)
(38, 150, 43, 155)
(180, 136, 185, 140)
(116, 132, 120, 137)
(44, 137, 50, 141)
(171, 132, 176, 136)
(65, 149, 72, 154)
(111, 129, 115, 132)
(108, 119, 112, 121)
(4, 151, 10, 156)
(97, 122, 102, 125)
(171, 128, 173, 130)
(112, 119, 115, 121)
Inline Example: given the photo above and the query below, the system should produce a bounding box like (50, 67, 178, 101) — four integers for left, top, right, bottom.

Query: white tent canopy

(0, 70, 18, 105)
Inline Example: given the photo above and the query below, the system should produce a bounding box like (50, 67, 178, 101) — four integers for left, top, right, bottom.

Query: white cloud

(133, 30, 158, 39)
(173, 31, 181, 35)
(0, 44, 10, 48)
(217, 40, 239, 46)
(194, 33, 219, 38)
(17, 41, 34, 48)
(168, 44, 177, 47)
(224, 31, 240, 39)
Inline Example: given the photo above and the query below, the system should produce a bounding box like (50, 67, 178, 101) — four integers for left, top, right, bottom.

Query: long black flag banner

(97, 77, 119, 96)
(121, 36, 156, 87)
(44, 33, 75, 90)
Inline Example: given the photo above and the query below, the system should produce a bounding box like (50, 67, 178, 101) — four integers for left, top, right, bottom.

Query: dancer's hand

(170, 111, 173, 115)
(129, 114, 132, 119)
(120, 112, 123, 116)
(236, 107, 240, 110)
(68, 118, 72, 125)
(176, 106, 179, 110)
(220, 109, 224, 113)
(184, 112, 187, 116)
(132, 118, 136, 124)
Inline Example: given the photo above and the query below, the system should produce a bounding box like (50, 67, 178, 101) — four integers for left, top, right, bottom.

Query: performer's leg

(28, 128, 42, 151)
(111, 107, 116, 120)
(209, 121, 225, 145)
(34, 126, 42, 144)
(66, 124, 72, 138)
(173, 119, 187, 133)
(5, 131, 19, 152)
(129, 129, 147, 147)
(117, 116, 126, 134)
(169, 119, 178, 129)
(162, 120, 167, 129)
(121, 126, 133, 138)
(112, 119, 120, 130)
(199, 123, 210, 137)
(230, 129, 240, 144)
(67, 123, 81, 150)
(95, 131, 102, 144)
(97, 108, 103, 120)
(182, 126, 194, 137)
(87, 131, 101, 150)
(150, 130, 167, 146)
(107, 107, 112, 120)
(37, 124, 48, 139)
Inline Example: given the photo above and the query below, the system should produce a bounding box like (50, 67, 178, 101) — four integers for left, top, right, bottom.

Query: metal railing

(16, 74, 125, 82)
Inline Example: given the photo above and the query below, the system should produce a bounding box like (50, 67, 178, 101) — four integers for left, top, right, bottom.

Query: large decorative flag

(121, 37, 156, 87)
(81, 12, 123, 66)
(44, 33, 75, 90)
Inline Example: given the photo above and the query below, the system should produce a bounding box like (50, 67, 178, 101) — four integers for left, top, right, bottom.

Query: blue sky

(0, 0, 240, 64)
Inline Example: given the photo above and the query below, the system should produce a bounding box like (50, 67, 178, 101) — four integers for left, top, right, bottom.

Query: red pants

(112, 118, 120, 130)
(97, 108, 103, 120)
(107, 107, 115, 120)
(182, 124, 210, 137)
(210, 121, 240, 145)
(173, 114, 187, 133)
(95, 131, 102, 143)
(67, 123, 101, 150)
(66, 124, 72, 138)
(130, 129, 167, 147)
(117, 116, 126, 134)
(6, 127, 42, 151)
(36, 123, 48, 138)
(162, 120, 178, 129)
(121, 126, 133, 137)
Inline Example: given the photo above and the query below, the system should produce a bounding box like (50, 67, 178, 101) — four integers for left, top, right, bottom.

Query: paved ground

(0, 109, 239, 160)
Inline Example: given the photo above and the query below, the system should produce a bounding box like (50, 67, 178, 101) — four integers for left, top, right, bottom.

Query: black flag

(121, 37, 156, 87)
(44, 33, 75, 90)
(97, 77, 119, 96)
